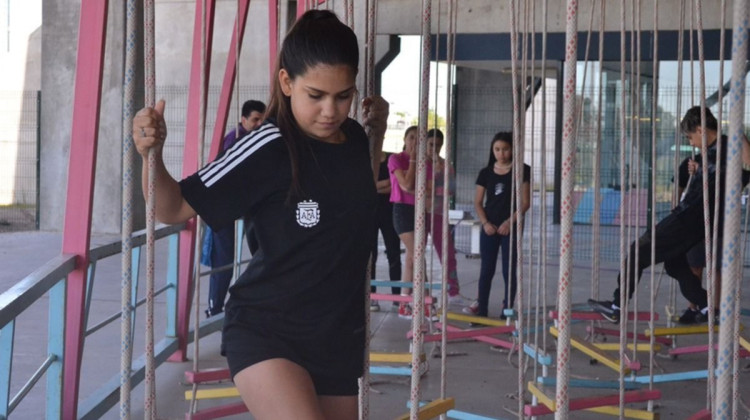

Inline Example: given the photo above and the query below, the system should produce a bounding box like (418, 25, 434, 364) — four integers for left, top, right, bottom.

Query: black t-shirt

(180, 119, 377, 339)
(377, 152, 393, 208)
(475, 164, 531, 225)
(673, 135, 750, 229)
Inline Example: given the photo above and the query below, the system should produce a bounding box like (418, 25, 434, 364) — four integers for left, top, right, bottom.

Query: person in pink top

(388, 126, 461, 319)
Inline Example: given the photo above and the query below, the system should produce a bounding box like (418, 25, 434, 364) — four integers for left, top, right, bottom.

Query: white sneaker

(462, 301, 479, 315)
(369, 301, 380, 312)
(448, 294, 467, 306)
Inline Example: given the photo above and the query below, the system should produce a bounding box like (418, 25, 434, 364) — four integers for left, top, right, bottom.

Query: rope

(694, 3, 720, 412)
(143, 0, 157, 416)
(119, 0, 138, 417)
(631, 0, 643, 367)
(439, 0, 458, 404)
(539, 0, 549, 375)
(359, 2, 377, 418)
(716, 0, 748, 414)
(554, 0, 578, 417)
(648, 0, 658, 406)
(409, 1, 432, 417)
(528, 0, 540, 385)
(733, 192, 750, 416)
(513, 0, 527, 411)
(577, 0, 596, 309)
(617, 0, 628, 406)
(592, 0, 604, 308)
(668, 0, 686, 322)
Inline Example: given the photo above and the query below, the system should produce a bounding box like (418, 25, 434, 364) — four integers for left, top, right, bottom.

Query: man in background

(205, 99, 266, 317)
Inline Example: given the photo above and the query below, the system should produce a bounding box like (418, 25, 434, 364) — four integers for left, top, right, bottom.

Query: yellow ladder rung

(370, 352, 425, 364)
(587, 404, 660, 419)
(527, 381, 555, 409)
(184, 386, 239, 400)
(593, 343, 661, 352)
(549, 327, 630, 374)
(740, 336, 750, 352)
(445, 311, 506, 326)
(645, 325, 718, 336)
(395, 398, 456, 420)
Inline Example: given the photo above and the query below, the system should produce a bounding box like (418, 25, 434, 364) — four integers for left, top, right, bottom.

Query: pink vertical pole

(268, 0, 279, 85)
(208, 0, 251, 162)
(60, 1, 108, 418)
(169, 0, 216, 362)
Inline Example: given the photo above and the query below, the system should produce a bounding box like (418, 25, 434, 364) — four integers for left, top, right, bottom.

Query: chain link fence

(0, 90, 39, 233)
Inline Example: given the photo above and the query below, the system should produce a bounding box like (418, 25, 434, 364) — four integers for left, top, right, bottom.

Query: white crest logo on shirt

(495, 182, 505, 196)
(296, 200, 320, 228)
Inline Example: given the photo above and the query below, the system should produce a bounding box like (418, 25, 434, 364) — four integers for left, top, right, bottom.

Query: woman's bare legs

(399, 231, 415, 295)
(234, 358, 359, 420)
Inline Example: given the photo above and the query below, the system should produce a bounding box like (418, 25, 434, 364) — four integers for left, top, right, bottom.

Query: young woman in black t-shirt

(464, 132, 530, 318)
(132, 10, 388, 420)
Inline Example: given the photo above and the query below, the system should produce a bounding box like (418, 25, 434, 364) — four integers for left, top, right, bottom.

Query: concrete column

(41, 0, 133, 234)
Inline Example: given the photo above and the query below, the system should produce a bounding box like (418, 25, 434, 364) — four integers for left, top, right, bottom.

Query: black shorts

(222, 306, 364, 396)
(392, 203, 415, 235)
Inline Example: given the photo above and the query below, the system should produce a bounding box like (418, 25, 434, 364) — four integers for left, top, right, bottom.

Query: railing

(0, 223, 222, 419)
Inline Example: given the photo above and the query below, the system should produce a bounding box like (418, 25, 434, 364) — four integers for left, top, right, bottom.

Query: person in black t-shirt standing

(133, 10, 388, 420)
(465, 132, 530, 319)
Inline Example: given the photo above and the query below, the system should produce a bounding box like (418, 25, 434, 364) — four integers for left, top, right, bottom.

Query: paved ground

(1, 229, 749, 419)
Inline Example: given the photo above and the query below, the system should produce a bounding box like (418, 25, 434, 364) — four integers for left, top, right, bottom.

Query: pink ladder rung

(524, 388, 661, 416)
(370, 293, 435, 305)
(441, 323, 516, 350)
(407, 325, 515, 343)
(184, 368, 232, 384)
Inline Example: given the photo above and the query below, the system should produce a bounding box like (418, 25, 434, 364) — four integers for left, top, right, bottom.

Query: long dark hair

(265, 10, 359, 198)
(487, 131, 513, 168)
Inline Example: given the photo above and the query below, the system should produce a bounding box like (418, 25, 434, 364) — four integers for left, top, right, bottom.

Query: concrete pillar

(41, 0, 135, 234)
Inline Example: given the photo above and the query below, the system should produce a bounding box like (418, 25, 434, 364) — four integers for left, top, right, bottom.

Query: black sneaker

(677, 308, 706, 325)
(588, 299, 620, 324)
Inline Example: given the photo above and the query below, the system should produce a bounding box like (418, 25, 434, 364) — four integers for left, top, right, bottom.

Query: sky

(380, 35, 451, 153)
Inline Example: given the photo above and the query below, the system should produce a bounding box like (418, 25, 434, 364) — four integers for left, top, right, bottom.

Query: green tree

(410, 109, 446, 132)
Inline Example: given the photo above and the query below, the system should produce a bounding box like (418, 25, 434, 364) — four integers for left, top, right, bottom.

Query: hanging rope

(715, 0, 748, 415)
(409, 0, 432, 417)
(554, 0, 578, 417)
(647, 0, 658, 408)
(538, 0, 549, 378)
(143, 0, 157, 417)
(119, 0, 138, 417)
(617, 0, 628, 406)
(359, 2, 377, 418)
(592, 0, 605, 305)
(439, 0, 458, 404)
